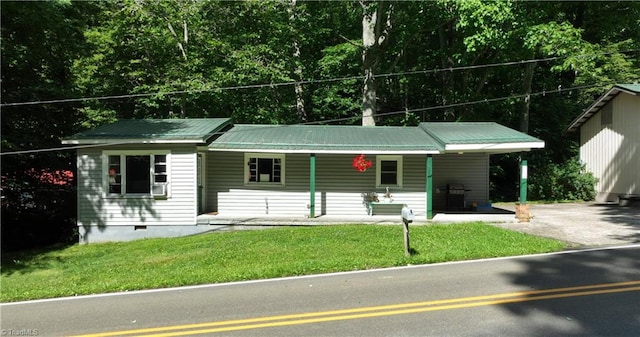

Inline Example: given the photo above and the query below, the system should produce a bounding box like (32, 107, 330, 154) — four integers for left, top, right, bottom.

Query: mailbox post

(401, 205, 415, 257)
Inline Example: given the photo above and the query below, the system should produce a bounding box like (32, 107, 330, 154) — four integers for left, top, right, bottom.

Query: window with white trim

(105, 151, 169, 196)
(376, 155, 403, 187)
(245, 153, 285, 185)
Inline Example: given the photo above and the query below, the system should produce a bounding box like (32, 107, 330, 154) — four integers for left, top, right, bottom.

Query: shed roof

(207, 124, 443, 154)
(565, 84, 640, 133)
(62, 118, 232, 144)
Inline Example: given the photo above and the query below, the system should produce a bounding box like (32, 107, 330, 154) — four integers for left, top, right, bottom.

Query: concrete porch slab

(197, 208, 516, 226)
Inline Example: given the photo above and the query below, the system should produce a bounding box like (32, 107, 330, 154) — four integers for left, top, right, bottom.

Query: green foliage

(0, 223, 564, 302)
(311, 42, 361, 123)
(455, 0, 516, 52)
(529, 159, 598, 201)
(3, 0, 640, 250)
(1, 1, 87, 250)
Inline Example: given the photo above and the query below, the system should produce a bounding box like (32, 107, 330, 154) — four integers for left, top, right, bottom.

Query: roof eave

(565, 84, 639, 133)
(444, 141, 545, 153)
(208, 148, 441, 155)
(61, 138, 207, 145)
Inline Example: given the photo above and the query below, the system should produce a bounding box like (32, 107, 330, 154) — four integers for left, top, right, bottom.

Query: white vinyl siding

(77, 145, 198, 230)
(207, 152, 491, 217)
(580, 94, 640, 201)
(431, 153, 490, 211)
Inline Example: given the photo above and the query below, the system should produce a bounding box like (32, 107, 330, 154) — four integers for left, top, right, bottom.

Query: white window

(104, 151, 169, 197)
(376, 155, 403, 188)
(245, 153, 285, 185)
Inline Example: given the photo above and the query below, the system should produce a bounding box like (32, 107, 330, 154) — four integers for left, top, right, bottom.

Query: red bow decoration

(352, 154, 372, 172)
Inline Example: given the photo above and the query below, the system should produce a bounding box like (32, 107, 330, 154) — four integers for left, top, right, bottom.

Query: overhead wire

(1, 49, 636, 108)
(0, 81, 612, 156)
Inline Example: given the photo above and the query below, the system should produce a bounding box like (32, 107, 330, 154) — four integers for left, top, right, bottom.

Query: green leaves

(3, 0, 640, 252)
(454, 0, 516, 52)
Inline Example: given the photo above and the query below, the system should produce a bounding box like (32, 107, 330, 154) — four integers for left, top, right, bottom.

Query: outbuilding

(566, 84, 640, 203)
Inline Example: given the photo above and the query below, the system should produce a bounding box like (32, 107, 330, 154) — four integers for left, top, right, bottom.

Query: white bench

(368, 202, 405, 216)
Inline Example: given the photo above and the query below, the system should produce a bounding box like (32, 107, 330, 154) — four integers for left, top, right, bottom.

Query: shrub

(529, 159, 597, 201)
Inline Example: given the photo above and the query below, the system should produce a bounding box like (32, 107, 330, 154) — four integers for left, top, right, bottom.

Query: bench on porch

(368, 202, 406, 216)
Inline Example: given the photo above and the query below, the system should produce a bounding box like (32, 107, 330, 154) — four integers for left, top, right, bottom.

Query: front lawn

(0, 222, 565, 302)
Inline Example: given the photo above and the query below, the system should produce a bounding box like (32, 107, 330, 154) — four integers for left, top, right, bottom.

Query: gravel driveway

(494, 202, 640, 248)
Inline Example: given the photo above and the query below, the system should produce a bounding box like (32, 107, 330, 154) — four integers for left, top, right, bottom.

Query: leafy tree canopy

(2, 0, 639, 249)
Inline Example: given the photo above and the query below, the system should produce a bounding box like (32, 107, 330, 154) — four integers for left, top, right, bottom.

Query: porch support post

(309, 153, 316, 218)
(426, 154, 433, 219)
(515, 158, 532, 222)
(519, 159, 528, 204)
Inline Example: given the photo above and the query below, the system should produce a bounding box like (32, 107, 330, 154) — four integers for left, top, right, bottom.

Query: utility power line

(2, 49, 636, 108)
(0, 81, 611, 156)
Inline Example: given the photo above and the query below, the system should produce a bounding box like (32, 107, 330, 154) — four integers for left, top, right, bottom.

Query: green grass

(1, 223, 565, 302)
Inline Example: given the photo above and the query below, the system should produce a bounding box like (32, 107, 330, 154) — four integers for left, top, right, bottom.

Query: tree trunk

(288, 0, 307, 122)
(360, 1, 392, 126)
(361, 1, 377, 126)
(437, 22, 454, 120)
(520, 62, 535, 133)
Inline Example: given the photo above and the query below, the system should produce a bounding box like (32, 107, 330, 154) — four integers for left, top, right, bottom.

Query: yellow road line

(71, 280, 640, 337)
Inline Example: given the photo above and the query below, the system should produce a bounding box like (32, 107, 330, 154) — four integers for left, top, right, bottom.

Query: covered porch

(203, 122, 543, 221)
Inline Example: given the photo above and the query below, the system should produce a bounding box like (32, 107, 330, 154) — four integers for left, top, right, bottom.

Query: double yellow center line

(73, 280, 640, 337)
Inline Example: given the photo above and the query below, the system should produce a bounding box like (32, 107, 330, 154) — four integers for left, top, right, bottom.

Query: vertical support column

(426, 154, 433, 219)
(309, 153, 316, 218)
(516, 159, 531, 222)
(520, 159, 528, 204)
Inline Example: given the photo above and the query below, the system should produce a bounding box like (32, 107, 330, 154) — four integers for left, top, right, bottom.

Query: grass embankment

(1, 222, 565, 302)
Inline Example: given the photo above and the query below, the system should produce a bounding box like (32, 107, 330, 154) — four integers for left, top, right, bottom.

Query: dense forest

(2, 0, 639, 250)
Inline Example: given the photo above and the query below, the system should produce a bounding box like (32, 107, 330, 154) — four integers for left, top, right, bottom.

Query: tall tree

(360, 1, 392, 126)
(1, 0, 90, 250)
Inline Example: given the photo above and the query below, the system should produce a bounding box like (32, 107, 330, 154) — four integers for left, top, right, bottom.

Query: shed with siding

(566, 84, 640, 202)
(64, 120, 544, 243)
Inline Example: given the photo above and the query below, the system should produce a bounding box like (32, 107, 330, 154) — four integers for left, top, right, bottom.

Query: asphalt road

(2, 245, 639, 337)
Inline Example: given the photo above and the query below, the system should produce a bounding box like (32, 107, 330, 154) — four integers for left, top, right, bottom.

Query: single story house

(566, 84, 640, 203)
(63, 119, 544, 243)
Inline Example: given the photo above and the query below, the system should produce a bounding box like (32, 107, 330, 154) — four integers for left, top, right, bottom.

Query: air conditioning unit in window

(151, 183, 168, 197)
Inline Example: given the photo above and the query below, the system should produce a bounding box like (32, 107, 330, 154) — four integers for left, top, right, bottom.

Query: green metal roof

(63, 118, 231, 144)
(63, 117, 543, 154)
(419, 122, 544, 153)
(208, 124, 443, 154)
(209, 122, 543, 154)
(616, 83, 640, 93)
(566, 84, 640, 132)
(420, 122, 542, 144)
